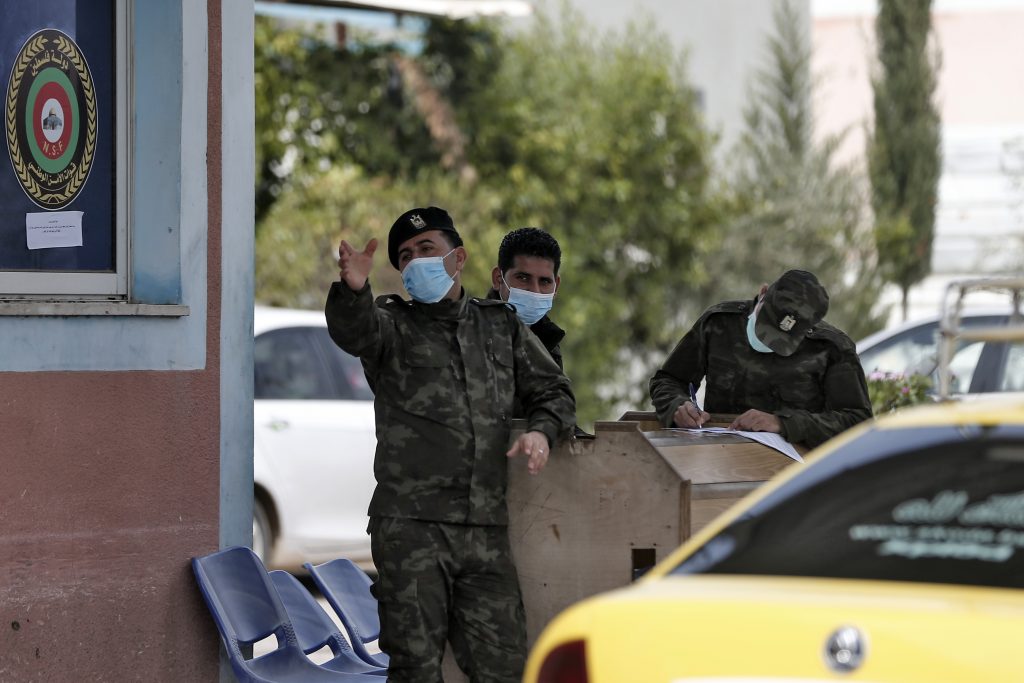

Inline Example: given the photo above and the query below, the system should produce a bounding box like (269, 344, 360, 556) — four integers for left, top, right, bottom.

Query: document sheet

(670, 427, 803, 462)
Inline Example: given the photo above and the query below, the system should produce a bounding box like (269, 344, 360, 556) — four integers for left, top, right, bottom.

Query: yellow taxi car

(524, 398, 1024, 683)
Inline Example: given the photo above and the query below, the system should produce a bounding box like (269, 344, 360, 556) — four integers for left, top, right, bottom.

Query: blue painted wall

(0, 0, 205, 372)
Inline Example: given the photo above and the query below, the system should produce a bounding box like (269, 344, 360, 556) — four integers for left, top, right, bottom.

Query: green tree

(254, 17, 512, 302)
(420, 16, 504, 150)
(867, 0, 942, 320)
(255, 7, 720, 427)
(254, 16, 440, 224)
(703, 0, 886, 340)
(459, 6, 722, 424)
(256, 166, 507, 310)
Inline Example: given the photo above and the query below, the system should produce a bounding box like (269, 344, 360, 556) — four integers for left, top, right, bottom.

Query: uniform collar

(529, 314, 564, 345)
(413, 287, 467, 320)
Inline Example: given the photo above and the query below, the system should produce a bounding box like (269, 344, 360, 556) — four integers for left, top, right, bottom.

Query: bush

(866, 371, 933, 414)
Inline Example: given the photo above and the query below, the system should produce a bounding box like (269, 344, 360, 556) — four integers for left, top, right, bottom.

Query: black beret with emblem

(754, 269, 830, 357)
(388, 206, 460, 269)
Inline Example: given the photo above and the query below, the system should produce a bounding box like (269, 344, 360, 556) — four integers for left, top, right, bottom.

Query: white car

(253, 305, 377, 570)
(857, 308, 1024, 395)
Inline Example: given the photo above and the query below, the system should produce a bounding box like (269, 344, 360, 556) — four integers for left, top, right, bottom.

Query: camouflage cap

(754, 270, 829, 357)
(388, 206, 460, 269)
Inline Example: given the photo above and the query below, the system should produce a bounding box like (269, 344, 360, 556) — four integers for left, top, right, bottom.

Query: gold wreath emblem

(5, 32, 97, 208)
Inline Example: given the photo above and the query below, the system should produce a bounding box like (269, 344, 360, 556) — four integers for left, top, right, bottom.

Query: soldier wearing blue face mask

(487, 228, 593, 436)
(649, 270, 872, 448)
(487, 227, 565, 370)
(325, 206, 576, 683)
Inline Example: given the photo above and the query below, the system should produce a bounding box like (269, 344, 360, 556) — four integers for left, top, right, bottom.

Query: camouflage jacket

(485, 288, 565, 370)
(649, 299, 872, 448)
(325, 282, 576, 525)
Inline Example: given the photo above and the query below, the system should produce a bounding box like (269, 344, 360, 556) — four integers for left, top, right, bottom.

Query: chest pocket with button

(706, 342, 746, 410)
(774, 354, 828, 411)
(397, 338, 454, 415)
(486, 336, 516, 415)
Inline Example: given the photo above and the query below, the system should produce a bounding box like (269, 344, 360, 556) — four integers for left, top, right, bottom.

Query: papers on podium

(671, 427, 803, 462)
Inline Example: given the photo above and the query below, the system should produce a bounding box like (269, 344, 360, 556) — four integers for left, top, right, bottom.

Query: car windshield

(670, 425, 1024, 589)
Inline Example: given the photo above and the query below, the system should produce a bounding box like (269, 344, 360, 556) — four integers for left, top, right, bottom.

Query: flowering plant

(866, 371, 934, 414)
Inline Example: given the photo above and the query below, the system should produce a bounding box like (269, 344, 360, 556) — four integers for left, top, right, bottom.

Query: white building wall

(565, 0, 796, 160)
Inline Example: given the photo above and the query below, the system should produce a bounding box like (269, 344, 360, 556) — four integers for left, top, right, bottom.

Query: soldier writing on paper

(649, 270, 872, 448)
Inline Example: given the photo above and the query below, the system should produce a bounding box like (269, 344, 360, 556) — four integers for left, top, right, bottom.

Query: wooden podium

(443, 412, 804, 680)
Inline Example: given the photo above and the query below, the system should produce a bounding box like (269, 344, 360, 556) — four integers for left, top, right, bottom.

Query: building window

(1, 1, 129, 300)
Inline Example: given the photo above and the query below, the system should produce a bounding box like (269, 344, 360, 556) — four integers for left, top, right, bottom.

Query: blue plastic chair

(268, 570, 385, 676)
(304, 559, 389, 668)
(192, 546, 376, 682)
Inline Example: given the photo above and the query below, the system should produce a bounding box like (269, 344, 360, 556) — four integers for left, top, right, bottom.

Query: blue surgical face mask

(502, 275, 555, 325)
(746, 302, 774, 354)
(402, 250, 455, 303)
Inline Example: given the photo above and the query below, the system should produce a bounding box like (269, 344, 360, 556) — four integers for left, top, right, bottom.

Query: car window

(999, 343, 1024, 392)
(948, 340, 985, 393)
(859, 322, 938, 377)
(254, 327, 334, 400)
(313, 328, 374, 401)
(670, 425, 1024, 589)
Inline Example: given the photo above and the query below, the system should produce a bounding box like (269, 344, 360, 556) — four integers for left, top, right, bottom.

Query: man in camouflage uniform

(486, 227, 565, 370)
(485, 227, 594, 438)
(325, 206, 576, 682)
(649, 270, 871, 448)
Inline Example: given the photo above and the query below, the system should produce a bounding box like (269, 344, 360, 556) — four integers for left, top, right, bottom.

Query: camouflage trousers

(369, 516, 527, 683)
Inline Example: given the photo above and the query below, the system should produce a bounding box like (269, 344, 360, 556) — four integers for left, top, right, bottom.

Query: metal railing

(937, 277, 1024, 399)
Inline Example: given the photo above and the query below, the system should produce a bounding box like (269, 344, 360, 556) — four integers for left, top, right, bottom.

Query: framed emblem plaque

(1, 1, 126, 298)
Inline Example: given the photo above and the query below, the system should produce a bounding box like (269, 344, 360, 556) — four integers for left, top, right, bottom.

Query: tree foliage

(461, 7, 722, 421)
(254, 16, 439, 224)
(701, 0, 886, 340)
(257, 9, 719, 426)
(256, 167, 507, 310)
(867, 0, 942, 319)
(255, 4, 881, 425)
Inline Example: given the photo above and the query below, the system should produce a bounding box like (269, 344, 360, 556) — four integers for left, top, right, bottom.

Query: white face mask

(746, 299, 774, 353)
(501, 275, 555, 325)
(402, 250, 455, 303)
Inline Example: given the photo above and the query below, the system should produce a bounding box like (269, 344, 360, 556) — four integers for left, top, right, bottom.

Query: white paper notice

(26, 211, 84, 250)
(672, 426, 804, 462)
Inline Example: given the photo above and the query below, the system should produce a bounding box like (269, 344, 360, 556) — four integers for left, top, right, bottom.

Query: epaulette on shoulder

(807, 320, 857, 351)
(376, 293, 409, 307)
(471, 297, 515, 312)
(704, 299, 750, 317)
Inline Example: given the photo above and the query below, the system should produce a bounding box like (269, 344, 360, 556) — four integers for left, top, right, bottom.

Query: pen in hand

(688, 382, 702, 429)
